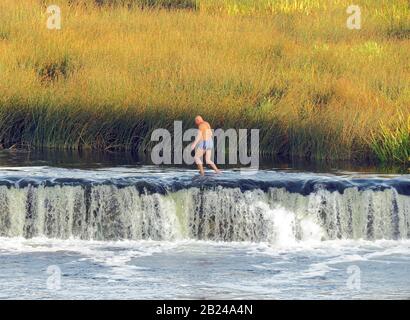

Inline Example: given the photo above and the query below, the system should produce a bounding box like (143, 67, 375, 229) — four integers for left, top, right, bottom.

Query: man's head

(195, 115, 204, 126)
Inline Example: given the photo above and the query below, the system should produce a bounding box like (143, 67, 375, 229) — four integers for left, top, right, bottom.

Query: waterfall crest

(0, 181, 408, 242)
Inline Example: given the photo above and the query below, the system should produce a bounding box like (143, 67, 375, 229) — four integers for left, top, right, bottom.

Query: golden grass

(370, 113, 410, 163)
(0, 0, 409, 160)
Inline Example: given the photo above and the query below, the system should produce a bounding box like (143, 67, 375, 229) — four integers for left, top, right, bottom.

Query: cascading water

(1, 167, 410, 300)
(0, 168, 409, 243)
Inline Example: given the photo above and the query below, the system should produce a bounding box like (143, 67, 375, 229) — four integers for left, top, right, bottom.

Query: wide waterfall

(0, 168, 409, 242)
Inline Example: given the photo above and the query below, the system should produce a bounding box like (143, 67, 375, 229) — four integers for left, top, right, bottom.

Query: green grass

(84, 0, 198, 9)
(371, 112, 410, 164)
(0, 0, 409, 162)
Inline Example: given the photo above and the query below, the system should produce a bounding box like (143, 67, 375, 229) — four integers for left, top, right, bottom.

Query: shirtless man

(191, 116, 221, 176)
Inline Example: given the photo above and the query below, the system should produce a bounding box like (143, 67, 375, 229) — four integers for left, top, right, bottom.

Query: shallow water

(0, 150, 409, 299)
(1, 238, 409, 299)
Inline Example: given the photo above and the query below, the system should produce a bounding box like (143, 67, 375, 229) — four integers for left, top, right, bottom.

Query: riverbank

(0, 0, 409, 162)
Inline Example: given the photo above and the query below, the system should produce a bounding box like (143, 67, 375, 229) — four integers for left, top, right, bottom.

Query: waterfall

(0, 181, 409, 242)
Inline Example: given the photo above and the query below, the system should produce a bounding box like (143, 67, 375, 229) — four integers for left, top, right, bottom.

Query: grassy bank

(0, 0, 409, 162)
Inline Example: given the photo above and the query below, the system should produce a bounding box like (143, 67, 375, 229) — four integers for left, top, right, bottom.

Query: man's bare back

(198, 121, 212, 141)
(191, 116, 221, 176)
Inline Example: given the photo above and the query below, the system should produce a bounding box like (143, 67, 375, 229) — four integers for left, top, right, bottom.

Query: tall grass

(0, 0, 409, 161)
(371, 112, 410, 164)
(69, 0, 198, 9)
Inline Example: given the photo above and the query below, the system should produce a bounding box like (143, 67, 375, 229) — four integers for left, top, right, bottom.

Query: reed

(0, 0, 409, 161)
(370, 112, 410, 164)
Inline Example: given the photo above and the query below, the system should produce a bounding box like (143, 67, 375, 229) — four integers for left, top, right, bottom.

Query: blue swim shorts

(197, 139, 214, 150)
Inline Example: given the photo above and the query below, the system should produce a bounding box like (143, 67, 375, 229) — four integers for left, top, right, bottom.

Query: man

(191, 115, 221, 176)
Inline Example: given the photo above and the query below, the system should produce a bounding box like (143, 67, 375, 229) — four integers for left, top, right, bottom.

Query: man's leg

(194, 148, 205, 176)
(205, 150, 221, 174)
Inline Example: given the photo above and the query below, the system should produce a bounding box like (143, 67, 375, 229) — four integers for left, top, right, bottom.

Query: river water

(0, 150, 409, 299)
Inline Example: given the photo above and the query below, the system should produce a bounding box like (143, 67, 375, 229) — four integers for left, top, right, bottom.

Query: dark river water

(0, 148, 408, 174)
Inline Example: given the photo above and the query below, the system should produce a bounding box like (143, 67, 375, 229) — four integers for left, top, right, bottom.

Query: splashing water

(0, 167, 409, 299)
(0, 183, 408, 242)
